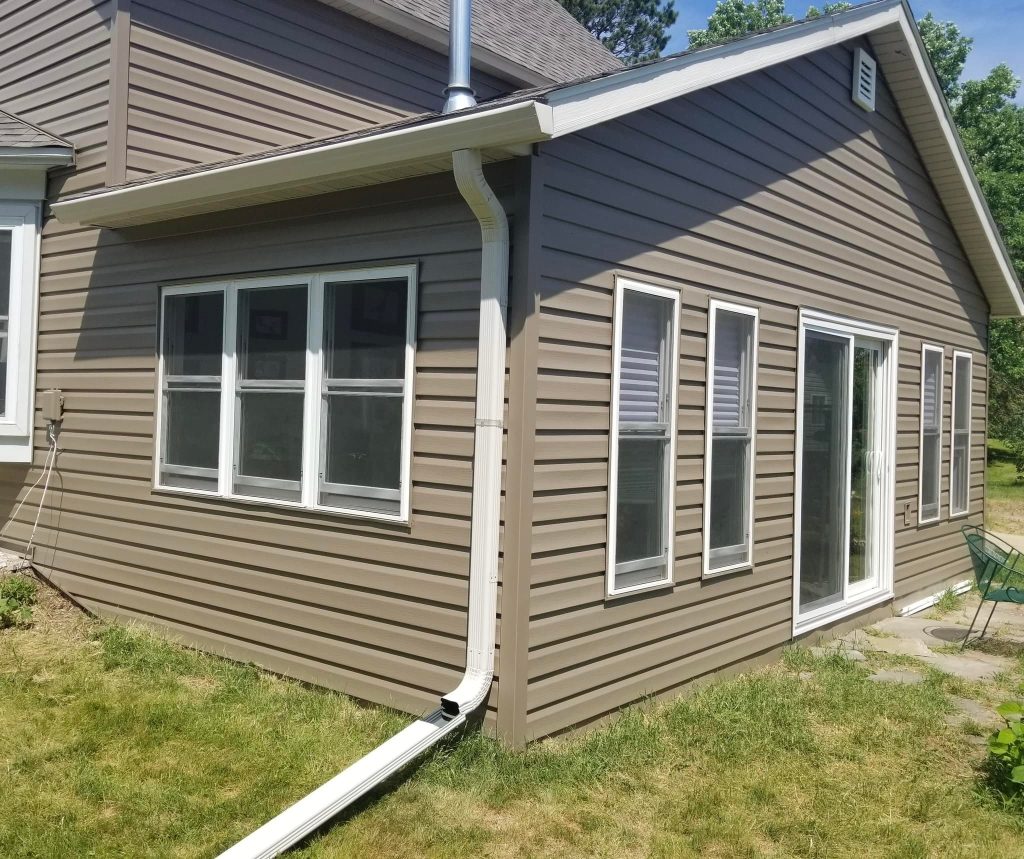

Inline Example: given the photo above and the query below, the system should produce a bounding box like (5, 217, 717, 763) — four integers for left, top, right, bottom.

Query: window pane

(615, 438, 666, 565)
(709, 436, 749, 566)
(164, 292, 224, 377)
(326, 279, 407, 380)
(952, 432, 970, 514)
(953, 356, 971, 432)
(921, 432, 940, 521)
(239, 285, 307, 381)
(161, 390, 220, 491)
(618, 291, 669, 426)
(0, 230, 12, 417)
(713, 310, 753, 430)
(799, 331, 849, 613)
(920, 349, 942, 520)
(235, 392, 303, 501)
(321, 394, 402, 514)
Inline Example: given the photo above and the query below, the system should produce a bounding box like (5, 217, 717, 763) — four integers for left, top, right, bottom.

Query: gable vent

(852, 47, 877, 111)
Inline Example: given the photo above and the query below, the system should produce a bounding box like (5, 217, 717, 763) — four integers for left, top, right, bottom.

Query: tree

(921, 15, 1024, 476)
(560, 0, 678, 62)
(687, 1, 850, 49)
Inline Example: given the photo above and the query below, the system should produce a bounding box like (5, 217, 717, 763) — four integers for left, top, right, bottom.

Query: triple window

(607, 279, 679, 597)
(918, 344, 943, 524)
(950, 350, 972, 517)
(703, 302, 759, 576)
(157, 266, 417, 521)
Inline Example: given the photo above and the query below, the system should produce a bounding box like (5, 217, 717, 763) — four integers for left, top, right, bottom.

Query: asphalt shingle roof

(0, 110, 71, 150)
(366, 0, 622, 82)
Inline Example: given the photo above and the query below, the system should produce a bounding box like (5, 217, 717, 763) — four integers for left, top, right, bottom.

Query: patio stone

(869, 668, 924, 685)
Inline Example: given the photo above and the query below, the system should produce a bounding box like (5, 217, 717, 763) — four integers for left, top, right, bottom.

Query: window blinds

(712, 311, 749, 430)
(618, 291, 665, 426)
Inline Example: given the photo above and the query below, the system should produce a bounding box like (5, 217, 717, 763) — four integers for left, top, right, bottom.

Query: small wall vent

(852, 47, 877, 111)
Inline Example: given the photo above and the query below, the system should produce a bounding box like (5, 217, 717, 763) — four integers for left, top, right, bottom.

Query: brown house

(1, 0, 1021, 785)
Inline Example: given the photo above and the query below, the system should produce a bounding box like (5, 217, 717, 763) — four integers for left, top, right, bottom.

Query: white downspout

(217, 148, 509, 859)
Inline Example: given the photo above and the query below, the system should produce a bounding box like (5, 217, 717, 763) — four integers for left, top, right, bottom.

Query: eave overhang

(51, 0, 1022, 316)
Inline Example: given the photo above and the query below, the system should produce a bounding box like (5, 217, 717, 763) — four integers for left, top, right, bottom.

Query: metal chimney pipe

(443, 0, 477, 113)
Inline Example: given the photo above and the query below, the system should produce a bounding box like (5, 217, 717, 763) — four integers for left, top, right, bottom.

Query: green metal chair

(961, 525, 1024, 650)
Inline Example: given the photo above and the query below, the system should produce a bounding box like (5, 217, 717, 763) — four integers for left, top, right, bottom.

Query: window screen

(919, 346, 942, 522)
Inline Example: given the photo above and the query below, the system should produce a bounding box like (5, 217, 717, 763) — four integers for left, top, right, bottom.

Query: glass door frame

(793, 309, 898, 636)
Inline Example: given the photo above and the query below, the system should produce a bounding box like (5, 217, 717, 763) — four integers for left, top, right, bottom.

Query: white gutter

(51, 101, 549, 228)
(217, 147, 508, 859)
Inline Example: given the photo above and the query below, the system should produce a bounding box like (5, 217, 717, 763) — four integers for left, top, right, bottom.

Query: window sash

(949, 351, 972, 517)
(704, 301, 759, 577)
(918, 345, 943, 524)
(607, 280, 679, 597)
(0, 207, 41, 442)
(154, 266, 417, 522)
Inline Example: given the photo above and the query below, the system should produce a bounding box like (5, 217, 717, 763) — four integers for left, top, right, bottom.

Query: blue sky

(665, 0, 1024, 97)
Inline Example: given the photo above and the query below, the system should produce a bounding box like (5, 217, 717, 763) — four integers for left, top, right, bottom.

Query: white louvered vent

(852, 47, 877, 112)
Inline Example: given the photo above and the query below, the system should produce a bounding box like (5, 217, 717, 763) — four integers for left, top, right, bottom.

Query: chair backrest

(962, 525, 1018, 589)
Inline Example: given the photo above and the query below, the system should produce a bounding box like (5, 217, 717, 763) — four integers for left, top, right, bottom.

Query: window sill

(949, 511, 971, 521)
(152, 483, 410, 526)
(702, 561, 753, 580)
(605, 577, 674, 600)
(793, 589, 894, 638)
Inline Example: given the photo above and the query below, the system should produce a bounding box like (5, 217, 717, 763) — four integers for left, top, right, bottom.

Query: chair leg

(978, 602, 1000, 642)
(961, 598, 987, 651)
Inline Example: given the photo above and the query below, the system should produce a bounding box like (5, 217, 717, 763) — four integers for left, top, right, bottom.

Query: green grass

(987, 441, 1024, 536)
(3, 591, 1024, 858)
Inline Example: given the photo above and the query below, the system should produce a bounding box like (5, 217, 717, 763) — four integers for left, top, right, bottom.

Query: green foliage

(987, 701, 1024, 794)
(920, 15, 1024, 471)
(917, 13, 972, 101)
(559, 0, 677, 62)
(687, 1, 849, 49)
(0, 575, 36, 629)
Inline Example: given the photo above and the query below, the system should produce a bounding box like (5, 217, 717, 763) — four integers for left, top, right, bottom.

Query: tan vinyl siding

(0, 0, 113, 194)
(123, 0, 512, 178)
(524, 41, 989, 740)
(1, 168, 518, 723)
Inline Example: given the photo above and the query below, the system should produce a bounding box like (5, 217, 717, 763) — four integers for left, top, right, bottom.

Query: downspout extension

(216, 148, 509, 859)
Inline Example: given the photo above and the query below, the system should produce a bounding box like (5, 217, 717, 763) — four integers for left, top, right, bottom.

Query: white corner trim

(898, 579, 973, 617)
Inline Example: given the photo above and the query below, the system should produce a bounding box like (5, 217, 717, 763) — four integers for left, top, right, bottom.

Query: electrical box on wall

(40, 388, 64, 423)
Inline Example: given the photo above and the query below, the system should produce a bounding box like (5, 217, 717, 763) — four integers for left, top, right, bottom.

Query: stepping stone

(810, 646, 866, 662)
(927, 651, 1009, 683)
(861, 635, 933, 658)
(869, 669, 924, 685)
(949, 696, 999, 725)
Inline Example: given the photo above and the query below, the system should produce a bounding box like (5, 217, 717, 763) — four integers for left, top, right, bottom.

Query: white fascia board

(52, 101, 553, 228)
(545, 0, 903, 136)
(892, 7, 1024, 317)
(0, 149, 74, 170)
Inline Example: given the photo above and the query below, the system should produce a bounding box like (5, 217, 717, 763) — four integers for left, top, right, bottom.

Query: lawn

(3, 582, 1024, 858)
(987, 440, 1024, 535)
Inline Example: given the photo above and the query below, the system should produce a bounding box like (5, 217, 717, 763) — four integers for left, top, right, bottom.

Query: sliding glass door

(796, 313, 896, 632)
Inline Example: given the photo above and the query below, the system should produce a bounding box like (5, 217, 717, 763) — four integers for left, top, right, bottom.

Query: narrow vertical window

(918, 344, 943, 523)
(320, 277, 410, 515)
(159, 290, 224, 491)
(607, 280, 679, 596)
(704, 302, 758, 575)
(233, 283, 308, 502)
(950, 351, 972, 517)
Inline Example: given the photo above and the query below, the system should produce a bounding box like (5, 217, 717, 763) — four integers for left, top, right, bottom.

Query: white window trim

(154, 264, 418, 524)
(792, 308, 898, 637)
(702, 300, 759, 579)
(0, 202, 41, 461)
(949, 349, 973, 519)
(606, 277, 680, 599)
(917, 343, 944, 525)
